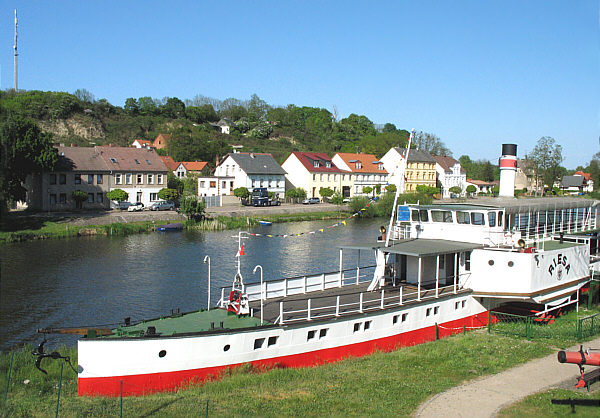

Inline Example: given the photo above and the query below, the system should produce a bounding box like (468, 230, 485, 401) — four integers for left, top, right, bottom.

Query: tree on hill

(527, 136, 564, 189)
(413, 131, 451, 156)
(0, 116, 58, 212)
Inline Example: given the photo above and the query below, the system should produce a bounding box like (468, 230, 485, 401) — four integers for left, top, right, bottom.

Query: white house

(332, 152, 388, 197)
(432, 155, 466, 198)
(198, 176, 235, 197)
(198, 153, 286, 198)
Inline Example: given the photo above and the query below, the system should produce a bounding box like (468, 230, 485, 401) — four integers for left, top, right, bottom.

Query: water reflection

(0, 218, 381, 350)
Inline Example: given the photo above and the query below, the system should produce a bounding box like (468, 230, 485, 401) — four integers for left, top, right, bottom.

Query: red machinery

(557, 345, 600, 388)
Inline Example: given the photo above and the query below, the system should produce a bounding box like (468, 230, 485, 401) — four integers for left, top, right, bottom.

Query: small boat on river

(156, 223, 183, 232)
(39, 141, 600, 396)
(258, 220, 272, 226)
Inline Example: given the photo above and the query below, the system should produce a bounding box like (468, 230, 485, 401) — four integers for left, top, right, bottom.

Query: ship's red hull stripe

(79, 312, 488, 396)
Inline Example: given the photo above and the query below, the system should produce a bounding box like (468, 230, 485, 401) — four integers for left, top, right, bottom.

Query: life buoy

(227, 290, 242, 314)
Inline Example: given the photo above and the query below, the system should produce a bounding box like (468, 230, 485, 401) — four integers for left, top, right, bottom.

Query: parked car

(127, 202, 144, 212)
(302, 197, 320, 204)
(149, 201, 175, 211)
(112, 201, 131, 210)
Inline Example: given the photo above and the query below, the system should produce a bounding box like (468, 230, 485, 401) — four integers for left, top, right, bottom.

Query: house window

(320, 174, 323, 181)
(88, 174, 93, 184)
(157, 174, 163, 184)
(355, 162, 362, 169)
(59, 174, 66, 184)
(137, 174, 143, 184)
(325, 161, 331, 168)
(150, 193, 158, 201)
(74, 174, 81, 184)
(49, 194, 57, 205)
(327, 174, 331, 181)
(222, 181, 226, 188)
(49, 174, 57, 185)
(115, 173, 122, 184)
(110, 158, 117, 163)
(97, 174, 103, 184)
(313, 174, 316, 181)
(378, 163, 384, 170)
(96, 193, 103, 203)
(87, 193, 94, 203)
(125, 173, 132, 184)
(210, 181, 216, 188)
(59, 193, 67, 203)
(147, 174, 154, 184)
(200, 181, 205, 188)
(313, 161, 319, 168)
(146, 160, 151, 165)
(134, 159, 140, 165)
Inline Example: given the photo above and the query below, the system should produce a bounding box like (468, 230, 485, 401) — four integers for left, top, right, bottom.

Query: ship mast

(385, 129, 414, 247)
(14, 9, 18, 91)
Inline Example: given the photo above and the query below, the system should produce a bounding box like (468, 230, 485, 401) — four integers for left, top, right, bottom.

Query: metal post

(454, 253, 458, 294)
(417, 258, 422, 301)
(307, 299, 311, 321)
(253, 265, 264, 325)
(359, 293, 363, 313)
(204, 256, 211, 311)
(303, 276, 306, 294)
(279, 301, 284, 325)
(435, 323, 439, 340)
(380, 289, 385, 309)
(55, 362, 63, 418)
(399, 286, 403, 305)
(120, 380, 123, 418)
(356, 250, 361, 285)
(339, 248, 343, 287)
(220, 288, 225, 308)
(335, 296, 340, 316)
(321, 273, 325, 291)
(4, 351, 14, 403)
(435, 255, 439, 298)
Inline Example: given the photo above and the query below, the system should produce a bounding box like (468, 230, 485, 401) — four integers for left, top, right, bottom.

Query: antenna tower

(14, 9, 18, 91)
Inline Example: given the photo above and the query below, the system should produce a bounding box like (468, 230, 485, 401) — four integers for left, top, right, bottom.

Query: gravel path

(415, 336, 600, 417)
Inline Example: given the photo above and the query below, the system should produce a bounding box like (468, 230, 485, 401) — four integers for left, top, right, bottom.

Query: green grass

(0, 332, 552, 417)
(498, 389, 600, 417)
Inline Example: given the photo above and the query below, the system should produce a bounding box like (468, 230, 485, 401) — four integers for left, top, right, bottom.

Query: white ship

(43, 143, 599, 396)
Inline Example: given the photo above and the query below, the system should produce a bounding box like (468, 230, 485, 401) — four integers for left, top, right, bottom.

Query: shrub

(234, 187, 250, 199)
(180, 196, 205, 221)
(330, 191, 344, 205)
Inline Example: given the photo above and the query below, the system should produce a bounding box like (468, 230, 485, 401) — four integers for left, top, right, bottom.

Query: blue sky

(0, 1, 597, 168)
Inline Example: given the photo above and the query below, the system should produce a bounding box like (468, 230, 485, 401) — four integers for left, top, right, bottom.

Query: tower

(499, 144, 517, 197)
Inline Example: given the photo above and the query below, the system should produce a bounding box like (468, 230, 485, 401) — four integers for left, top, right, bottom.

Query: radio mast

(14, 9, 18, 91)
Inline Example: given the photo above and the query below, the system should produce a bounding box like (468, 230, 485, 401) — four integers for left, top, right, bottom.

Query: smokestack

(499, 144, 517, 197)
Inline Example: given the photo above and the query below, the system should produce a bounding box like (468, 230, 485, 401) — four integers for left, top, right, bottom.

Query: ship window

(455, 301, 460, 310)
(465, 251, 471, 271)
(402, 313, 408, 322)
(364, 321, 371, 330)
(268, 336, 278, 347)
(434, 306, 439, 315)
(508, 261, 514, 267)
(488, 212, 497, 227)
(426, 308, 432, 317)
(319, 328, 328, 339)
(488, 260, 495, 266)
(462, 300, 466, 308)
(353, 323, 361, 333)
(307, 330, 316, 341)
(456, 211, 470, 224)
(471, 212, 484, 225)
(419, 210, 429, 222)
(223, 344, 230, 352)
(393, 315, 399, 324)
(431, 210, 453, 223)
(254, 338, 265, 349)
(158, 350, 166, 358)
(411, 210, 420, 221)
(498, 211, 503, 227)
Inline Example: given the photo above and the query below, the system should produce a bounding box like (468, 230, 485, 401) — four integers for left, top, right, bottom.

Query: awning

(340, 239, 483, 257)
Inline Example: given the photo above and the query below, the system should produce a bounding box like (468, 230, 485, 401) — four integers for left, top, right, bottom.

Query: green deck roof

(108, 308, 268, 338)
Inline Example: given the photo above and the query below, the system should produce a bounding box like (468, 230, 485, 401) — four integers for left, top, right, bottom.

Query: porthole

(223, 344, 230, 352)
(508, 261, 514, 267)
(158, 350, 166, 358)
(488, 260, 495, 266)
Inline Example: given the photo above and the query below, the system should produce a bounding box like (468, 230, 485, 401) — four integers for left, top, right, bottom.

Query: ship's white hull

(79, 293, 488, 396)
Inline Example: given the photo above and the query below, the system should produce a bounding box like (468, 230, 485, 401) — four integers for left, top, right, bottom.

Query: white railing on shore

(275, 283, 459, 325)
(218, 265, 377, 307)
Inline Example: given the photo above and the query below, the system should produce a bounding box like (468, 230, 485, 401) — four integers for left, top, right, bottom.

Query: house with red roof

(332, 152, 388, 197)
(282, 152, 352, 199)
(174, 161, 209, 178)
(131, 139, 153, 149)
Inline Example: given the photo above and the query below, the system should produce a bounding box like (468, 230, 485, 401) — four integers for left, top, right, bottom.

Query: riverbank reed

(1, 332, 552, 417)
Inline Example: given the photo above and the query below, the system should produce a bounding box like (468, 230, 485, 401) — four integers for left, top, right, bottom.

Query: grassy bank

(0, 211, 351, 243)
(498, 389, 600, 417)
(0, 332, 551, 417)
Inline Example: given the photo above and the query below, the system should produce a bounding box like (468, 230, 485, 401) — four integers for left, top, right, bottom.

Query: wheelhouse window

(456, 211, 470, 224)
(431, 210, 453, 223)
(471, 212, 484, 225)
(488, 212, 496, 227)
(419, 210, 429, 222)
(498, 211, 503, 227)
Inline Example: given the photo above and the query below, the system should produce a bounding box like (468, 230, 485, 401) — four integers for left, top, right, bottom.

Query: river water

(0, 218, 382, 351)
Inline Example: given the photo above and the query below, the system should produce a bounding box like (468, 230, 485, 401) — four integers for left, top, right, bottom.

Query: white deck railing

(218, 265, 377, 307)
